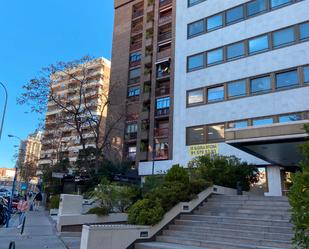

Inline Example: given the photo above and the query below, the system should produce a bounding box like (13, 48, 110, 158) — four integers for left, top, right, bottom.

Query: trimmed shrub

(128, 199, 165, 225)
(189, 179, 212, 195)
(49, 195, 60, 209)
(87, 206, 109, 216)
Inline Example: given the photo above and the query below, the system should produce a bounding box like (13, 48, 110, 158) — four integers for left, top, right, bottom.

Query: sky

(0, 0, 114, 168)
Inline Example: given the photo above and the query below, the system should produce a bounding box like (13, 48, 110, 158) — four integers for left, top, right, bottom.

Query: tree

(289, 125, 309, 249)
(18, 56, 123, 173)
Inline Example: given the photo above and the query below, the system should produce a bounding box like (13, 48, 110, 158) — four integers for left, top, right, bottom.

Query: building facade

(108, 0, 175, 167)
(39, 58, 111, 168)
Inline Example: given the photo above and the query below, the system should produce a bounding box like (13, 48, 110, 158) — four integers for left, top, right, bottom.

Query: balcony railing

(129, 60, 141, 68)
(129, 77, 140, 85)
(157, 70, 170, 79)
(155, 149, 169, 160)
(132, 10, 143, 19)
(126, 113, 139, 121)
(159, 0, 172, 8)
(157, 48, 171, 60)
(158, 32, 172, 42)
(159, 14, 172, 25)
(130, 41, 142, 51)
(154, 127, 169, 137)
(156, 86, 170, 96)
(131, 24, 143, 34)
(125, 132, 137, 140)
(155, 108, 170, 117)
(127, 95, 140, 103)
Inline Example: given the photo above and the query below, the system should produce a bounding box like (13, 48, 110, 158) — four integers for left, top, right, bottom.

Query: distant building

(39, 58, 111, 168)
(0, 168, 15, 181)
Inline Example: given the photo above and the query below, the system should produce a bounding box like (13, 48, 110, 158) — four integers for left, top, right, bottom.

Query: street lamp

(6, 134, 23, 228)
(0, 82, 8, 141)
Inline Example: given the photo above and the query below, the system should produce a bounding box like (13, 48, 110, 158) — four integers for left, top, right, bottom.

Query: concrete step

(205, 200, 291, 207)
(168, 224, 293, 241)
(135, 242, 205, 249)
(156, 235, 291, 249)
(210, 195, 288, 202)
(197, 206, 291, 214)
(195, 211, 290, 220)
(174, 219, 293, 234)
(162, 230, 292, 248)
(200, 202, 291, 210)
(180, 214, 292, 227)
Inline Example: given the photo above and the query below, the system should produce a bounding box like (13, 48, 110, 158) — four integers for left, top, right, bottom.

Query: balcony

(157, 69, 170, 79)
(155, 108, 169, 117)
(159, 0, 172, 9)
(125, 132, 137, 140)
(155, 149, 169, 160)
(132, 10, 143, 19)
(158, 32, 172, 42)
(131, 23, 143, 35)
(129, 60, 141, 68)
(154, 127, 169, 137)
(159, 14, 172, 26)
(155, 86, 170, 97)
(129, 77, 140, 85)
(126, 113, 139, 122)
(157, 48, 171, 60)
(130, 41, 142, 51)
(127, 95, 140, 103)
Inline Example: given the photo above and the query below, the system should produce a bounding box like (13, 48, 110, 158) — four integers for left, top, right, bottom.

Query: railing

(154, 127, 169, 137)
(155, 149, 169, 160)
(130, 41, 142, 51)
(132, 10, 143, 19)
(128, 77, 140, 85)
(125, 132, 137, 140)
(159, 0, 172, 8)
(155, 86, 170, 96)
(157, 70, 170, 78)
(157, 48, 171, 60)
(129, 60, 141, 68)
(126, 114, 139, 121)
(131, 24, 143, 34)
(155, 108, 169, 117)
(159, 14, 172, 25)
(158, 32, 172, 42)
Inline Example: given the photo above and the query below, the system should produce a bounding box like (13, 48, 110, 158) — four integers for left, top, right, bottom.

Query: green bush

(189, 179, 212, 195)
(165, 164, 190, 186)
(86, 206, 109, 216)
(128, 199, 165, 226)
(142, 175, 165, 196)
(49, 195, 60, 209)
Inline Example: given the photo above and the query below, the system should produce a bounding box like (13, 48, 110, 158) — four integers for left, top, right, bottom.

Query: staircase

(135, 195, 293, 249)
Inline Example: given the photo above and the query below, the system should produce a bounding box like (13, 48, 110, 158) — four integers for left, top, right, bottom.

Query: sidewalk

(0, 209, 67, 249)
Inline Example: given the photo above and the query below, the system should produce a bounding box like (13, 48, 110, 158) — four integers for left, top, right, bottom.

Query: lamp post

(6, 134, 23, 228)
(0, 82, 8, 141)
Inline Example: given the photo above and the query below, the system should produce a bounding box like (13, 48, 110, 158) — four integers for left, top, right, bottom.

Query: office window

(253, 118, 274, 126)
(129, 68, 141, 79)
(207, 14, 223, 31)
(299, 22, 309, 41)
(276, 70, 298, 89)
(156, 97, 170, 109)
(249, 35, 269, 54)
(228, 120, 248, 129)
(226, 6, 244, 24)
(126, 123, 138, 133)
(273, 27, 295, 48)
(227, 42, 245, 60)
(279, 114, 302, 123)
(207, 48, 223, 65)
(207, 124, 225, 142)
(207, 86, 224, 102)
(188, 89, 204, 104)
(304, 66, 309, 84)
(130, 52, 141, 62)
(187, 126, 205, 145)
(128, 86, 140, 97)
(250, 76, 271, 93)
(188, 20, 205, 37)
(188, 53, 204, 71)
(271, 0, 291, 8)
(228, 80, 246, 98)
(247, 0, 267, 16)
(188, 0, 205, 7)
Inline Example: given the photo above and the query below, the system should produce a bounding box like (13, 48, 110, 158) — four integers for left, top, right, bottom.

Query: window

(228, 121, 248, 129)
(207, 86, 224, 102)
(130, 52, 141, 62)
(188, 20, 205, 37)
(304, 66, 309, 84)
(187, 126, 205, 144)
(188, 89, 204, 105)
(247, 0, 267, 16)
(276, 70, 298, 89)
(129, 68, 140, 79)
(270, 0, 291, 8)
(207, 124, 225, 142)
(188, 53, 205, 71)
(227, 42, 245, 60)
(250, 76, 271, 93)
(299, 22, 309, 41)
(207, 14, 223, 31)
(226, 6, 244, 24)
(228, 80, 246, 98)
(207, 48, 223, 65)
(253, 118, 273, 126)
(279, 114, 302, 123)
(188, 0, 205, 7)
(249, 35, 269, 54)
(126, 124, 138, 133)
(156, 97, 170, 109)
(273, 27, 295, 48)
(128, 146, 136, 160)
(128, 86, 140, 97)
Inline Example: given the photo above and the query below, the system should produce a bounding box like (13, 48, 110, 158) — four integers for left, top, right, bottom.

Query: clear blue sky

(0, 0, 114, 168)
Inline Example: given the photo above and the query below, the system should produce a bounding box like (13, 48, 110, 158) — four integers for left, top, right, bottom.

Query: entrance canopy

(225, 121, 308, 167)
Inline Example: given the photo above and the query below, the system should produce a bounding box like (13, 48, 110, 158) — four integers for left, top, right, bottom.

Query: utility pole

(0, 82, 8, 141)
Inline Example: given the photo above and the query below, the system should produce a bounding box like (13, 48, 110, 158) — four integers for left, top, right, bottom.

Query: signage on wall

(188, 144, 219, 157)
